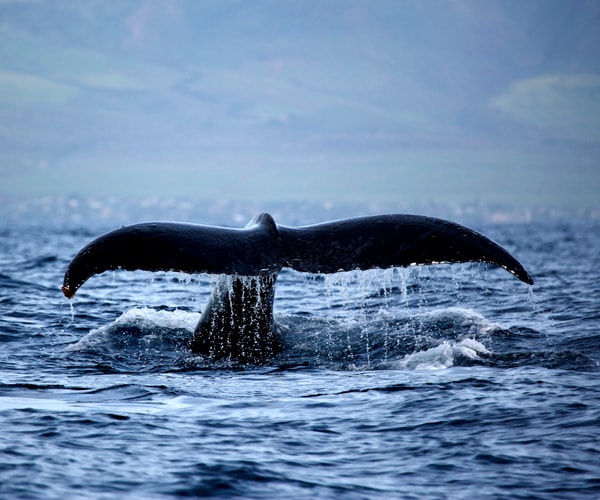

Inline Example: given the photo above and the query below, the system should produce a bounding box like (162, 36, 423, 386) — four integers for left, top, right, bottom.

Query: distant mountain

(0, 0, 598, 205)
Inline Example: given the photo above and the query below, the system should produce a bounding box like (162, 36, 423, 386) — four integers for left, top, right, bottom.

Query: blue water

(1, 199, 599, 499)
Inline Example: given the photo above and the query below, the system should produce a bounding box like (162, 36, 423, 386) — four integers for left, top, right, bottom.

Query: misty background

(1, 0, 599, 212)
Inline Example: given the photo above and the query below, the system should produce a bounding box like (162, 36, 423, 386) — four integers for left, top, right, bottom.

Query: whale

(62, 213, 533, 363)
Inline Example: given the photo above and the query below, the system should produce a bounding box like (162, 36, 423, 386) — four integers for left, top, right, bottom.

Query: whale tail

(62, 212, 533, 298)
(61, 212, 532, 363)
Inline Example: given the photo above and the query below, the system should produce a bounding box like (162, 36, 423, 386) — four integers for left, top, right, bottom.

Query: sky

(0, 0, 599, 209)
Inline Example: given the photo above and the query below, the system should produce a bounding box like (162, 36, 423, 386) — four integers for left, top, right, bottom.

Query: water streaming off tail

(61, 266, 519, 371)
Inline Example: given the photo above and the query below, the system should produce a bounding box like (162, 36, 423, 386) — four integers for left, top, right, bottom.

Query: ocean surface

(1, 198, 599, 499)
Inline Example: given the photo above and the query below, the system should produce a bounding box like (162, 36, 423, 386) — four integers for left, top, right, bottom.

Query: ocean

(1, 198, 599, 499)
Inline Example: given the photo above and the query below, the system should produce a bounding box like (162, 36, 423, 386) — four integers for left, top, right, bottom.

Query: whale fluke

(278, 214, 533, 284)
(61, 213, 281, 298)
(62, 213, 533, 363)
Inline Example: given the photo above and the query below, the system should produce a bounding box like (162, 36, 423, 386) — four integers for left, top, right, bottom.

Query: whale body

(62, 213, 533, 363)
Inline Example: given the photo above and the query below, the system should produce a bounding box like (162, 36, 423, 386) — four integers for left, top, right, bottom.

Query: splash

(65, 308, 199, 352)
(391, 338, 490, 370)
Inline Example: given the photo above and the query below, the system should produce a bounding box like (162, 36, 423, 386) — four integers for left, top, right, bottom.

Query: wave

(60, 306, 597, 373)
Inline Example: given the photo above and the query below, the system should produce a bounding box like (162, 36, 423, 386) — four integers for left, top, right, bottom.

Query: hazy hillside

(1, 0, 598, 206)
